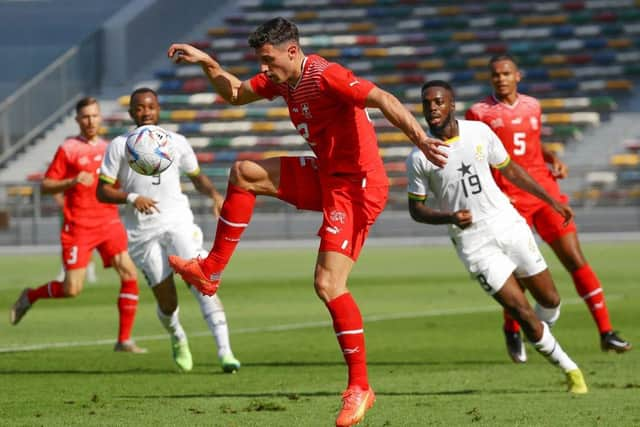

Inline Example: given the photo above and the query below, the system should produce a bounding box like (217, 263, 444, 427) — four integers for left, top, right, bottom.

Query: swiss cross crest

(530, 116, 539, 130)
(490, 117, 504, 129)
(330, 210, 346, 224)
(301, 103, 312, 118)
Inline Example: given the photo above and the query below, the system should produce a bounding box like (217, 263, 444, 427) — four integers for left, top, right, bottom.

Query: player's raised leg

(10, 266, 85, 325)
(548, 232, 632, 353)
(169, 158, 281, 295)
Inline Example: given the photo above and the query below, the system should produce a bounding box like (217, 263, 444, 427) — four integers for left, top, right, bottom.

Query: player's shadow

(244, 360, 506, 368)
(0, 367, 182, 375)
(120, 389, 480, 400)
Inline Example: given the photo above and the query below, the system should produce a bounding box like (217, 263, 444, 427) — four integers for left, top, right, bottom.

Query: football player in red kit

(466, 54, 631, 363)
(166, 17, 447, 427)
(10, 97, 145, 354)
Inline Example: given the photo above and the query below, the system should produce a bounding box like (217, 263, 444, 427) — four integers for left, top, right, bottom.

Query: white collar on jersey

(289, 56, 308, 91)
(491, 93, 520, 110)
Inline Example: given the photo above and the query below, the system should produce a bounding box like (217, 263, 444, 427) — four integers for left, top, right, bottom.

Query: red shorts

(277, 157, 389, 261)
(517, 192, 577, 244)
(60, 219, 128, 270)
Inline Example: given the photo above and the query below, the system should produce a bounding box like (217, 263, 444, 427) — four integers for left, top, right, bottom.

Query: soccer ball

(125, 125, 174, 176)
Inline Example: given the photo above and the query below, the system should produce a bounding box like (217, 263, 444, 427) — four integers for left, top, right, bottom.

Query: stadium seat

(97, 0, 640, 210)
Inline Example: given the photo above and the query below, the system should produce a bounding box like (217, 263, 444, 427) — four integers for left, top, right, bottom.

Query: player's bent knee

(63, 284, 82, 298)
(229, 161, 254, 187)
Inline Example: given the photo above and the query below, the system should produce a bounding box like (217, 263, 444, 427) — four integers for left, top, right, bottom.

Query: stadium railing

(0, 31, 102, 168)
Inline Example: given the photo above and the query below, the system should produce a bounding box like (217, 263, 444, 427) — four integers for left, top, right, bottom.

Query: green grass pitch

(1, 242, 638, 426)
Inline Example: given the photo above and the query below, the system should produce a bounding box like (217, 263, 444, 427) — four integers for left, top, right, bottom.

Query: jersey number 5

(513, 132, 526, 156)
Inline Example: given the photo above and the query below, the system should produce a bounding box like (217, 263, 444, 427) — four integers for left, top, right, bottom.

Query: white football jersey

(406, 119, 522, 236)
(100, 130, 199, 236)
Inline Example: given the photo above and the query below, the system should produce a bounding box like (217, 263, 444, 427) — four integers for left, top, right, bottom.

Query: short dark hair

(248, 17, 299, 49)
(75, 97, 98, 114)
(488, 53, 518, 69)
(129, 87, 158, 102)
(421, 80, 455, 99)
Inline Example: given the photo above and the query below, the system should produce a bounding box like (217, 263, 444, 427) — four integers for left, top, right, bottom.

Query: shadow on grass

(0, 367, 178, 375)
(0, 359, 513, 375)
(238, 360, 507, 368)
(119, 389, 480, 400)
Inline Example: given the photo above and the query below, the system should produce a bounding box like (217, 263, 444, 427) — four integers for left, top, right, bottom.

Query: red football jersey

(250, 55, 385, 180)
(45, 136, 119, 229)
(466, 94, 555, 209)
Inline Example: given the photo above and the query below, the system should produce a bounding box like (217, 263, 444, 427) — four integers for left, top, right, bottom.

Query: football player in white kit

(406, 80, 587, 393)
(97, 87, 240, 373)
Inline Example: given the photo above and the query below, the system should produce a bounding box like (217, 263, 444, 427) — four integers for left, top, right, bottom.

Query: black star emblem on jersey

(457, 162, 472, 176)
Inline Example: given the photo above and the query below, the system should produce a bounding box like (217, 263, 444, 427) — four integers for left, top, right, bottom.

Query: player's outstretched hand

(550, 157, 569, 179)
(212, 192, 225, 219)
(553, 201, 574, 226)
(419, 137, 448, 168)
(75, 171, 94, 186)
(167, 43, 211, 65)
(452, 209, 473, 229)
(131, 195, 160, 215)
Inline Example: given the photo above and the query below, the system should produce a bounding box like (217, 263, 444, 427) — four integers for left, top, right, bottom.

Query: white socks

(156, 305, 187, 343)
(533, 321, 578, 372)
(189, 286, 233, 358)
(534, 303, 561, 327)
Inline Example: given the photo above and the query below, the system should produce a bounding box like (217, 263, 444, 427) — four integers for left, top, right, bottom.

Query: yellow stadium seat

(542, 142, 564, 155)
(170, 110, 198, 121)
(364, 48, 389, 57)
(606, 80, 633, 90)
(419, 59, 445, 69)
(610, 153, 639, 167)
(251, 122, 275, 132)
(118, 95, 130, 106)
(539, 99, 565, 109)
(220, 110, 246, 119)
(266, 108, 290, 118)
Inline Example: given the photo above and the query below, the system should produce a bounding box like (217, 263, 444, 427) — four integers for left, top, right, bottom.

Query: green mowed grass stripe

(1, 243, 638, 426)
(0, 294, 624, 353)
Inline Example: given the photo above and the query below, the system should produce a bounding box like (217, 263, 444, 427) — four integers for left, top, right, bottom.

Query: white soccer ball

(125, 125, 174, 176)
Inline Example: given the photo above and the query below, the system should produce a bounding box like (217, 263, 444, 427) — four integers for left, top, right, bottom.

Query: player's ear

(287, 43, 297, 59)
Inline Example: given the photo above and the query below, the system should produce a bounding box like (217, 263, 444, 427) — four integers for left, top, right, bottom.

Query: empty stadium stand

(98, 0, 640, 209)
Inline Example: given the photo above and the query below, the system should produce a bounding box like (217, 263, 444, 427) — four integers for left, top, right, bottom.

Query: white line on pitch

(0, 296, 620, 353)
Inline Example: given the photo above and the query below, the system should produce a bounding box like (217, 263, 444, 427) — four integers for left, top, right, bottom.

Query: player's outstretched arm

(408, 198, 472, 228)
(188, 172, 224, 218)
(542, 146, 569, 179)
(96, 180, 159, 214)
(41, 171, 94, 194)
(499, 161, 573, 225)
(167, 43, 262, 105)
(365, 87, 448, 167)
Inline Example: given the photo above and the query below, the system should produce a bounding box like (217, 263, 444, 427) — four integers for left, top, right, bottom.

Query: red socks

(572, 264, 612, 334)
(326, 292, 369, 390)
(117, 279, 139, 343)
(201, 183, 256, 277)
(27, 280, 65, 303)
(503, 264, 613, 335)
(503, 310, 521, 333)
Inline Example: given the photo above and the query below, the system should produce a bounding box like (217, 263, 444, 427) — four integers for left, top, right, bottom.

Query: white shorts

(451, 214, 547, 295)
(127, 223, 207, 287)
